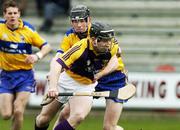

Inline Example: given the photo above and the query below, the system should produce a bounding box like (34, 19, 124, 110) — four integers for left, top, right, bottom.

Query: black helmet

(70, 5, 90, 20)
(90, 22, 114, 41)
(90, 22, 115, 54)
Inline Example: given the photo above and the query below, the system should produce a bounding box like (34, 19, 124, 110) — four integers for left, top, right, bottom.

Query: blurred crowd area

(0, 0, 71, 32)
(1, 0, 180, 73)
(0, 0, 70, 16)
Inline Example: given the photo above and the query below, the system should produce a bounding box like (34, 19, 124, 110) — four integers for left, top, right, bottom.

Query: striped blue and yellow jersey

(0, 19, 47, 71)
(56, 38, 121, 84)
(58, 28, 81, 54)
(57, 24, 91, 53)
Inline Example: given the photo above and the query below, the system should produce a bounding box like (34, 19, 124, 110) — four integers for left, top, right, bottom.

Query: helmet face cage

(70, 5, 90, 21)
(97, 30, 115, 41)
(90, 22, 115, 41)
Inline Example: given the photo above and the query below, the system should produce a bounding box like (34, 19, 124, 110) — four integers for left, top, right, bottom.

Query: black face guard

(97, 30, 115, 41)
(70, 10, 89, 22)
(75, 29, 88, 39)
(71, 17, 88, 23)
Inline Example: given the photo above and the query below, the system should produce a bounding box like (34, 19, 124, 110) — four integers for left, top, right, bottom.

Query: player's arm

(25, 43, 51, 64)
(59, 34, 72, 52)
(94, 40, 120, 81)
(47, 41, 85, 97)
(47, 57, 62, 98)
(46, 51, 64, 79)
(25, 28, 52, 64)
(94, 55, 118, 81)
(35, 44, 52, 60)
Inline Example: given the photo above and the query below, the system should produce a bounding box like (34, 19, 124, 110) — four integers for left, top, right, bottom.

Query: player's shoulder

(73, 38, 88, 47)
(0, 19, 5, 26)
(78, 38, 88, 44)
(0, 19, 5, 23)
(65, 27, 76, 36)
(22, 20, 36, 32)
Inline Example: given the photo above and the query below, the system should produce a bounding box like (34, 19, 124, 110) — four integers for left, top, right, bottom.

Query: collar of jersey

(6, 18, 23, 31)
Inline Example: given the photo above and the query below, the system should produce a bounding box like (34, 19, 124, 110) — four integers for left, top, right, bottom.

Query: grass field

(0, 108, 180, 130)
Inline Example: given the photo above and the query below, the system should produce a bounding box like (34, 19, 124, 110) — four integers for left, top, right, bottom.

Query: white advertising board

(125, 72, 180, 109)
(28, 72, 180, 109)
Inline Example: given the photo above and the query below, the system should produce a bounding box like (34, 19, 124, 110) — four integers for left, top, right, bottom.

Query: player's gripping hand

(25, 54, 39, 64)
(93, 71, 104, 82)
(47, 87, 59, 98)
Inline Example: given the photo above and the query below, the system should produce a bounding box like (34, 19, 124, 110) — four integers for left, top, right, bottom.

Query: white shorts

(55, 72, 97, 104)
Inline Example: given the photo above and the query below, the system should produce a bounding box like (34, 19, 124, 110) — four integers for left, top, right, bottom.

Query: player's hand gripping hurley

(41, 83, 136, 106)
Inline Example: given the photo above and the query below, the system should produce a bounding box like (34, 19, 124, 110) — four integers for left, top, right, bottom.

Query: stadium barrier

(28, 71, 180, 109)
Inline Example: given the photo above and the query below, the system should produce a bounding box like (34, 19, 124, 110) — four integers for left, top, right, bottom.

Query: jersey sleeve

(23, 20, 47, 49)
(58, 34, 71, 53)
(57, 28, 76, 54)
(56, 40, 87, 69)
(31, 31, 47, 49)
(110, 42, 119, 57)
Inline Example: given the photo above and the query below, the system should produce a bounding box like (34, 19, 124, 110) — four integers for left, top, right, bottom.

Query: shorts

(54, 72, 97, 104)
(0, 69, 36, 94)
(95, 71, 127, 103)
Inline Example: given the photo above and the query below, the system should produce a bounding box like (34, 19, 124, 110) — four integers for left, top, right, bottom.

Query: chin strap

(76, 30, 88, 39)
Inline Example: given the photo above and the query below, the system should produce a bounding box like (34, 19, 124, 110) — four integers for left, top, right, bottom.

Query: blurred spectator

(18, 0, 27, 16)
(39, 0, 71, 32)
(0, 0, 27, 16)
(35, 0, 44, 17)
(0, 0, 3, 13)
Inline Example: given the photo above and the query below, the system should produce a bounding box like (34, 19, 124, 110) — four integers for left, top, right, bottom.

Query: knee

(1, 111, 12, 120)
(103, 124, 109, 130)
(75, 113, 86, 122)
(36, 114, 50, 127)
(13, 108, 24, 122)
(0, 105, 13, 120)
(70, 112, 86, 124)
(60, 109, 69, 121)
(13, 101, 26, 119)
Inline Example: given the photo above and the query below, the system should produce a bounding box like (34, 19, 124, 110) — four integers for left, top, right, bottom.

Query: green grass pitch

(0, 109, 180, 130)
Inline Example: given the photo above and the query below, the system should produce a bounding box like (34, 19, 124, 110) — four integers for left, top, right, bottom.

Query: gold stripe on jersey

(59, 39, 87, 68)
(58, 23, 91, 53)
(62, 45, 81, 60)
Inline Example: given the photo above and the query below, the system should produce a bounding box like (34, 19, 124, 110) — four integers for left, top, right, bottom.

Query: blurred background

(1, 0, 180, 130)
